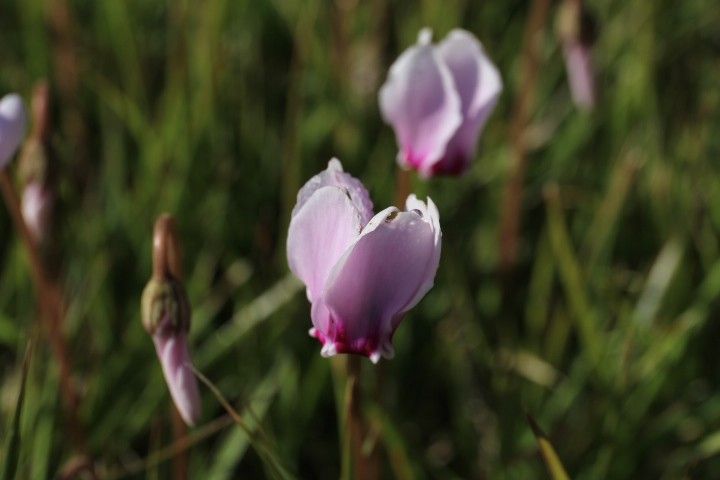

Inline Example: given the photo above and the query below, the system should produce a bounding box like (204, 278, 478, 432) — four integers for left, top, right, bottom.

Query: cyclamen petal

(287, 185, 364, 302)
(0, 94, 27, 168)
(287, 159, 442, 363)
(379, 30, 462, 176)
(379, 29, 502, 177)
(293, 158, 373, 223)
(153, 332, 202, 426)
(434, 30, 503, 175)
(323, 201, 440, 362)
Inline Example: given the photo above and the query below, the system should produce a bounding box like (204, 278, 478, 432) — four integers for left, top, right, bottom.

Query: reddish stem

(394, 167, 411, 209)
(0, 170, 86, 451)
(498, 0, 552, 274)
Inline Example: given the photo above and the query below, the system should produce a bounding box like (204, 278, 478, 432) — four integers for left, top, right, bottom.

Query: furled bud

(142, 214, 201, 426)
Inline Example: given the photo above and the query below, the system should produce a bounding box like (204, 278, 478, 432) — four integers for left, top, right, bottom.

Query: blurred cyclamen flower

(0, 93, 27, 168)
(287, 159, 441, 363)
(142, 216, 201, 426)
(557, 0, 597, 110)
(21, 181, 53, 242)
(379, 28, 502, 177)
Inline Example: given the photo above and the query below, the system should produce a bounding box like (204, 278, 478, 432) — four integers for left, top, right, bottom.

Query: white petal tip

(369, 352, 382, 364)
(321, 342, 338, 358)
(418, 28, 433, 45)
(308, 327, 317, 338)
(327, 158, 343, 171)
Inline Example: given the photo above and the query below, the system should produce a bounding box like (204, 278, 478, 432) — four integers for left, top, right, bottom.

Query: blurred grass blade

(527, 414, 571, 480)
(545, 184, 602, 365)
(631, 237, 684, 328)
(197, 274, 302, 368)
(583, 153, 641, 270)
(366, 404, 415, 480)
(191, 365, 296, 480)
(207, 360, 286, 480)
(1, 340, 33, 480)
(525, 229, 555, 345)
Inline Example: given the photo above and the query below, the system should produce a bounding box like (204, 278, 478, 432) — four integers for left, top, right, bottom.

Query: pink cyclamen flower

(21, 181, 53, 243)
(0, 93, 27, 168)
(287, 159, 441, 363)
(379, 28, 502, 177)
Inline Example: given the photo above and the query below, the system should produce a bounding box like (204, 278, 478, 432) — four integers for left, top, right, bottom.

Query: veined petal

(293, 158, 374, 224)
(322, 203, 440, 361)
(433, 30, 502, 175)
(0, 94, 27, 169)
(379, 29, 462, 175)
(400, 195, 442, 315)
(287, 186, 363, 302)
(153, 333, 202, 426)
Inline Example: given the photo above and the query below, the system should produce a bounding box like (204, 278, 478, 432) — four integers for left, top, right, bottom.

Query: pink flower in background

(0, 93, 27, 168)
(379, 29, 502, 177)
(558, 0, 597, 110)
(287, 159, 441, 363)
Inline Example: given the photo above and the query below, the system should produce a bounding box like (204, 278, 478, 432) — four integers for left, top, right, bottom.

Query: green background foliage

(1, 0, 720, 477)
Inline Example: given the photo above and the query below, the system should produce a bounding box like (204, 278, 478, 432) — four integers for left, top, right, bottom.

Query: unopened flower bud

(142, 214, 201, 426)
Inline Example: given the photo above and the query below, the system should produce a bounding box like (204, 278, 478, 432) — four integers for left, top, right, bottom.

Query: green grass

(1, 0, 720, 478)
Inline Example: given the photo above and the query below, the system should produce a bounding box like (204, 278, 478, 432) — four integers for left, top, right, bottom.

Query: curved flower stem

(151, 214, 189, 480)
(498, 0, 552, 275)
(0, 170, 86, 453)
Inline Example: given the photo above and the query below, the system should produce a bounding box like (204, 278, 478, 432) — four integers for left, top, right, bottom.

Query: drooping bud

(142, 214, 201, 426)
